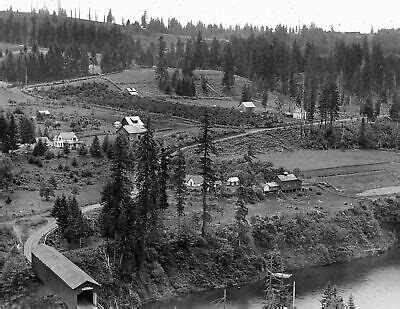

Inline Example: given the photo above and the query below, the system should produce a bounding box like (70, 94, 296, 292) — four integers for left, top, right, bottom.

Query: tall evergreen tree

(241, 84, 252, 102)
(235, 185, 249, 246)
(19, 115, 35, 144)
(155, 36, 169, 90)
(390, 89, 400, 121)
(197, 111, 217, 237)
(90, 135, 102, 157)
(5, 114, 18, 152)
(135, 118, 160, 268)
(222, 43, 235, 91)
(159, 146, 170, 211)
(173, 149, 186, 229)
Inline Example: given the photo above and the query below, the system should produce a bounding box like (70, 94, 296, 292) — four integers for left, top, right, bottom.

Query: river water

(143, 244, 400, 309)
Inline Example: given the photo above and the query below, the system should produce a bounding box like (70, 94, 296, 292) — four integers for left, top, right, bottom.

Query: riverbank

(61, 196, 400, 307)
(2, 197, 399, 308)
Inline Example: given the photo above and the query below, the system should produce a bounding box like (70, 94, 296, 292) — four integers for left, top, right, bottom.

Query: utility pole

(292, 281, 296, 309)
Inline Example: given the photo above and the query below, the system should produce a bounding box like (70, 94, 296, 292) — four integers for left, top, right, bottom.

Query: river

(143, 244, 400, 308)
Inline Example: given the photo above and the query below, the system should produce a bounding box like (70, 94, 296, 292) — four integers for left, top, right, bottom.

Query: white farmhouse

(53, 132, 79, 150)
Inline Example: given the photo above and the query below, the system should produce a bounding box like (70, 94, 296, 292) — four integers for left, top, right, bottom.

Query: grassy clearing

(254, 149, 400, 171)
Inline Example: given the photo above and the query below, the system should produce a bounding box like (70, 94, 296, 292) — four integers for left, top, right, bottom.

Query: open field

(254, 149, 400, 171)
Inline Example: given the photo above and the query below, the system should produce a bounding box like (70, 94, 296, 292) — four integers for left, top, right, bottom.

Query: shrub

(32, 140, 48, 157)
(39, 186, 55, 201)
(28, 156, 43, 167)
(44, 150, 55, 160)
(72, 157, 78, 167)
(78, 144, 88, 156)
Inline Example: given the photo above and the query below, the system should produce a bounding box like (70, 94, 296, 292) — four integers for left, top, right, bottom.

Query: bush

(72, 157, 79, 167)
(44, 150, 55, 160)
(32, 140, 48, 157)
(78, 144, 88, 156)
(28, 156, 43, 167)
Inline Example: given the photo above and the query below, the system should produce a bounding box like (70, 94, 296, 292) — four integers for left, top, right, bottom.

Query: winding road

(23, 203, 102, 263)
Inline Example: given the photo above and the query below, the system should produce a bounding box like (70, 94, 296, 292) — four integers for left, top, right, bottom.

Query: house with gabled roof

(53, 132, 79, 150)
(117, 116, 147, 144)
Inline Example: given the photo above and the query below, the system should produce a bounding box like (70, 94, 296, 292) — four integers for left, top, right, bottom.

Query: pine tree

(155, 36, 169, 91)
(19, 116, 35, 144)
(235, 185, 248, 246)
(135, 118, 160, 269)
(320, 282, 345, 309)
(102, 134, 110, 154)
(90, 135, 102, 157)
(390, 90, 400, 121)
(222, 43, 235, 91)
(173, 149, 186, 229)
(106, 9, 113, 23)
(347, 294, 356, 309)
(0, 114, 8, 152)
(5, 114, 18, 152)
(197, 111, 217, 237)
(363, 96, 374, 121)
(358, 117, 368, 149)
(241, 84, 252, 102)
(99, 134, 132, 240)
(159, 146, 170, 211)
(262, 91, 269, 112)
(51, 195, 69, 231)
(33, 139, 47, 156)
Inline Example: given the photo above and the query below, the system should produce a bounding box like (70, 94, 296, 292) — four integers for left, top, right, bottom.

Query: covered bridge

(32, 244, 100, 309)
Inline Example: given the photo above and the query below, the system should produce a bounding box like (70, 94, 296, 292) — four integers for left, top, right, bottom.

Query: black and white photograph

(0, 0, 400, 308)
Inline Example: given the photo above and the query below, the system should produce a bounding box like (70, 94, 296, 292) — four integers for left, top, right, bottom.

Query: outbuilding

(263, 182, 280, 193)
(185, 175, 204, 189)
(32, 244, 100, 309)
(226, 176, 240, 186)
(238, 102, 256, 113)
(275, 173, 302, 192)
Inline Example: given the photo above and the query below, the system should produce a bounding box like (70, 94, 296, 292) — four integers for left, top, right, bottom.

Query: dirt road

(23, 203, 102, 263)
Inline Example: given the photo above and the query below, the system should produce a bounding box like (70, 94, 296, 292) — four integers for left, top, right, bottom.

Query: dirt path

(23, 203, 102, 263)
(180, 117, 362, 152)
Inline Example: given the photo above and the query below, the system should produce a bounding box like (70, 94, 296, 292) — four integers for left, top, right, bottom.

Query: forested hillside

(0, 6, 400, 124)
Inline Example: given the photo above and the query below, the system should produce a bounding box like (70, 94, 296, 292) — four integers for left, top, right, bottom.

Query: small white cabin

(263, 182, 280, 193)
(185, 175, 204, 188)
(227, 177, 240, 187)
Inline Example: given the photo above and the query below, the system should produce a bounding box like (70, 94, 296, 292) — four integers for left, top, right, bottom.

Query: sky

(1, 0, 400, 33)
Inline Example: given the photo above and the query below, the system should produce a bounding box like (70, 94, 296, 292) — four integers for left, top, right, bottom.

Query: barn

(32, 244, 100, 309)
(275, 173, 302, 192)
(238, 102, 256, 113)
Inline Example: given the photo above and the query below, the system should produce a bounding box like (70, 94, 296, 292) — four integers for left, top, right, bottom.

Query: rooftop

(185, 174, 204, 184)
(276, 173, 298, 182)
(33, 244, 100, 290)
(56, 132, 78, 140)
(265, 181, 280, 187)
(123, 116, 144, 127)
(239, 102, 256, 108)
(119, 125, 147, 135)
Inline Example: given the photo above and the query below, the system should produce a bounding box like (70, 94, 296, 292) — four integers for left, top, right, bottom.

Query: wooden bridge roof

(33, 244, 100, 290)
